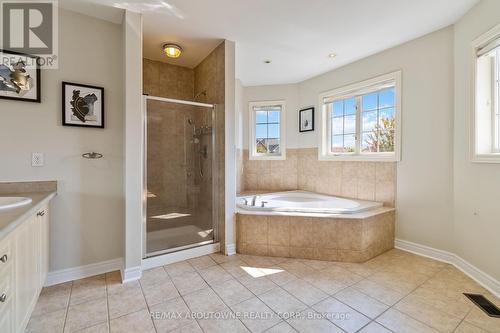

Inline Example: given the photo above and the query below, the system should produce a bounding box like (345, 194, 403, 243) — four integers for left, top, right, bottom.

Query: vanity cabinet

(0, 205, 50, 333)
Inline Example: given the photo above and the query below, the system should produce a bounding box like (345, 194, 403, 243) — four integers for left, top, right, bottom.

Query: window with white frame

(319, 71, 401, 161)
(473, 26, 500, 162)
(249, 101, 286, 159)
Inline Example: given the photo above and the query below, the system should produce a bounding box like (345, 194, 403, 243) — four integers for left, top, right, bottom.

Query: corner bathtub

(236, 191, 395, 262)
(237, 191, 383, 214)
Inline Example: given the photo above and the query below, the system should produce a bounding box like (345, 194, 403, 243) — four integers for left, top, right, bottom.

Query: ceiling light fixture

(264, 60, 272, 64)
(163, 43, 182, 58)
(328, 53, 337, 58)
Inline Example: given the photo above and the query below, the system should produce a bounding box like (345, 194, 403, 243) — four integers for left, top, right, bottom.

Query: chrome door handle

(0, 254, 7, 263)
(37, 211, 45, 217)
(0, 293, 6, 302)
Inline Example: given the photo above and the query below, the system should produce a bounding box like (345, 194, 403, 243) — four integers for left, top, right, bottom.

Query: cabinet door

(15, 217, 38, 332)
(38, 206, 50, 287)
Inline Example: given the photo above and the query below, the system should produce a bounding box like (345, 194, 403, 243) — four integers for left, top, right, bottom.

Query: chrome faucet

(251, 195, 258, 206)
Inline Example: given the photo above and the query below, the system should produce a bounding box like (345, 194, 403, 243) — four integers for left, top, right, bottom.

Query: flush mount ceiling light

(328, 53, 337, 58)
(264, 59, 272, 64)
(163, 43, 182, 58)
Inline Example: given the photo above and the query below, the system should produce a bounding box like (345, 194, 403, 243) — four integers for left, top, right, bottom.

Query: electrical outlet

(32, 152, 44, 167)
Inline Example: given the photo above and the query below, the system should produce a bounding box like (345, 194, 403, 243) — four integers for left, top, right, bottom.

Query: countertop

(0, 191, 57, 241)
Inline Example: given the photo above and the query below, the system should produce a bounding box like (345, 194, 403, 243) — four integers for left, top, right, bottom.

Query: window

(319, 71, 401, 161)
(249, 101, 286, 160)
(473, 25, 500, 162)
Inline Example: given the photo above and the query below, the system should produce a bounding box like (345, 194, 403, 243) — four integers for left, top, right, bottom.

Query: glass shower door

(145, 97, 216, 257)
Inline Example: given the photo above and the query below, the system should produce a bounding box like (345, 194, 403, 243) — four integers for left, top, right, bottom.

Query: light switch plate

(32, 152, 44, 167)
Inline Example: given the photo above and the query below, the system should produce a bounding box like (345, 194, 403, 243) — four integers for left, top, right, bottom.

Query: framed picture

(299, 107, 314, 132)
(62, 82, 104, 128)
(0, 49, 41, 103)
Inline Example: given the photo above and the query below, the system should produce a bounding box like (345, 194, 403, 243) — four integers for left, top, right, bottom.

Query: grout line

(61, 281, 74, 333)
(104, 273, 111, 332)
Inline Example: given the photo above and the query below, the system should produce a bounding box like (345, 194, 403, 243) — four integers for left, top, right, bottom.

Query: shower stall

(143, 96, 218, 257)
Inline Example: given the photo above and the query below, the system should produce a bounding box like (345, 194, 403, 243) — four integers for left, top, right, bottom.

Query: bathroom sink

(0, 197, 32, 210)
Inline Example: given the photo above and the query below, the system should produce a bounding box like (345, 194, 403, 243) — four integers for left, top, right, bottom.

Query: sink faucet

(251, 195, 258, 206)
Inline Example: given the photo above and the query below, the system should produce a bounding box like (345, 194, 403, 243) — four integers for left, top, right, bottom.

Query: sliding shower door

(144, 97, 216, 257)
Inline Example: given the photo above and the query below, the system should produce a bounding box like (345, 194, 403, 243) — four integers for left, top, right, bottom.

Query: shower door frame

(142, 95, 219, 258)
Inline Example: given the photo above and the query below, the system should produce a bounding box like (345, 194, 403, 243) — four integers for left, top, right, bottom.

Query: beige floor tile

(357, 322, 393, 333)
(320, 265, 364, 286)
(198, 264, 233, 285)
(196, 310, 250, 333)
(281, 279, 328, 306)
(464, 305, 500, 333)
(368, 270, 427, 294)
(353, 279, 406, 306)
(74, 322, 109, 333)
(266, 270, 297, 286)
(287, 308, 344, 333)
(237, 274, 278, 295)
(140, 266, 170, 288)
(301, 271, 347, 295)
(169, 320, 203, 333)
(210, 253, 241, 264)
(142, 278, 180, 307)
(375, 308, 439, 333)
(188, 255, 217, 270)
(183, 287, 228, 313)
(312, 297, 370, 333)
(299, 259, 336, 271)
(334, 287, 388, 319)
(259, 287, 307, 315)
(221, 260, 250, 277)
(26, 308, 66, 333)
(263, 321, 297, 333)
(278, 261, 316, 278)
(394, 294, 462, 333)
(231, 297, 282, 333)
(107, 283, 147, 319)
(109, 309, 155, 333)
(32, 283, 72, 316)
(164, 261, 195, 277)
(105, 271, 132, 296)
(70, 275, 107, 305)
(170, 271, 208, 296)
(150, 297, 195, 332)
(65, 298, 108, 332)
(408, 285, 472, 318)
(453, 322, 490, 333)
(333, 262, 377, 277)
(211, 278, 254, 306)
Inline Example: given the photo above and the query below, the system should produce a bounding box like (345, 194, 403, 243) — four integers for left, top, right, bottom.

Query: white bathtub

(237, 191, 383, 214)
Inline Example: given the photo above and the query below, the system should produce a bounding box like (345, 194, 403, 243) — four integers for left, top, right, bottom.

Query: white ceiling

(62, 0, 479, 86)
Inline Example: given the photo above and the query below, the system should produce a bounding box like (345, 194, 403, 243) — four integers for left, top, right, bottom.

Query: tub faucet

(251, 195, 258, 206)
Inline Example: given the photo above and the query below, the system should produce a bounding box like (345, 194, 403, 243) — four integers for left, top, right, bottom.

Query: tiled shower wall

(240, 148, 396, 206)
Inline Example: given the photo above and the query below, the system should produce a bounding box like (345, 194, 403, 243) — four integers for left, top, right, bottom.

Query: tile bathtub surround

(237, 210, 395, 262)
(241, 148, 397, 206)
(27, 250, 500, 333)
(0, 180, 57, 194)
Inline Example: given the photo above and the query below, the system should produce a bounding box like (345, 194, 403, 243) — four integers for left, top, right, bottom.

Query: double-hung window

(319, 71, 401, 161)
(249, 100, 286, 160)
(473, 25, 500, 162)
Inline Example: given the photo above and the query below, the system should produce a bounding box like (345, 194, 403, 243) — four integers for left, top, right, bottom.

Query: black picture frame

(0, 49, 41, 103)
(299, 107, 314, 132)
(62, 81, 105, 128)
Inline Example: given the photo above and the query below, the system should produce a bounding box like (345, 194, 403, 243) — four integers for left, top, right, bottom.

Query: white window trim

(248, 100, 286, 160)
(471, 23, 500, 163)
(318, 71, 402, 162)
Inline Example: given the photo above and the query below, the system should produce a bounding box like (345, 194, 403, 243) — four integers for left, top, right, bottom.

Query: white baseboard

(226, 243, 236, 255)
(142, 242, 220, 270)
(45, 257, 123, 286)
(395, 239, 500, 298)
(121, 265, 142, 283)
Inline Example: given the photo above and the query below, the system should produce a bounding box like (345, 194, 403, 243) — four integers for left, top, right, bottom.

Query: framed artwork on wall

(62, 81, 104, 128)
(299, 107, 314, 132)
(0, 49, 41, 103)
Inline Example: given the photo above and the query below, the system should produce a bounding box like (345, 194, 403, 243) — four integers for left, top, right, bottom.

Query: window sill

(471, 153, 500, 164)
(249, 153, 287, 161)
(318, 153, 399, 162)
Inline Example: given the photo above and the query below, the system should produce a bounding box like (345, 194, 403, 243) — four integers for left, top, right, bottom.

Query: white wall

(0, 9, 124, 271)
(241, 27, 456, 253)
(453, 0, 500, 281)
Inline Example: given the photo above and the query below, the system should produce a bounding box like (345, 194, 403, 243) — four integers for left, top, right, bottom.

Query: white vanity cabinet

(0, 205, 50, 333)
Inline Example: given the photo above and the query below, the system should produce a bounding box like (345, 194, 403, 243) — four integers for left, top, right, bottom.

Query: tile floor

(26, 249, 500, 333)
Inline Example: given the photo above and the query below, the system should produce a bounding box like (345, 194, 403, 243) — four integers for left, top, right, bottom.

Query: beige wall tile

(268, 216, 290, 246)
